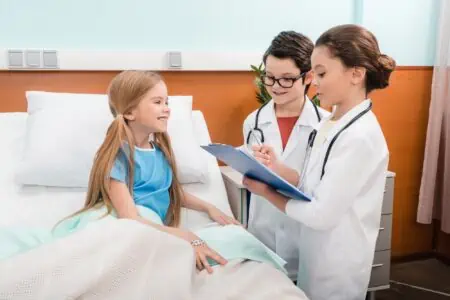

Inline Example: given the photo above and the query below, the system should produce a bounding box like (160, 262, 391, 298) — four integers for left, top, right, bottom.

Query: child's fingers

(219, 216, 228, 225)
(253, 151, 271, 161)
(199, 254, 213, 274)
(231, 218, 241, 226)
(253, 154, 271, 166)
(206, 248, 227, 266)
(243, 177, 259, 188)
(225, 215, 239, 225)
(252, 151, 266, 159)
(195, 256, 203, 271)
(242, 176, 253, 186)
(260, 145, 273, 155)
(251, 145, 262, 152)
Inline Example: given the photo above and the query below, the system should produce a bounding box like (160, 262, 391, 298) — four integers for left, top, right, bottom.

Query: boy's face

(264, 55, 311, 107)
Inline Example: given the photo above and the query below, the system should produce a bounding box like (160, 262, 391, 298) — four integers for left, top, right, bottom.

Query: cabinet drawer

(375, 214, 392, 251)
(382, 177, 394, 214)
(369, 250, 391, 288)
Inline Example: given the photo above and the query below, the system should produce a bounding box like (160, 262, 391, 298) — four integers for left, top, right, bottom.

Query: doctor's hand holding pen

(251, 145, 301, 187)
(251, 145, 279, 171)
(241, 144, 282, 199)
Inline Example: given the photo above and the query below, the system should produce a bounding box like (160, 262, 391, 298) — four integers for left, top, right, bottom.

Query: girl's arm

(109, 179, 184, 235)
(252, 145, 300, 186)
(242, 177, 288, 212)
(182, 190, 241, 226)
(109, 179, 227, 273)
(181, 191, 213, 214)
(272, 163, 300, 186)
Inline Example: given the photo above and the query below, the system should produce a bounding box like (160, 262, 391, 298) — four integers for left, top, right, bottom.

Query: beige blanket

(0, 218, 308, 300)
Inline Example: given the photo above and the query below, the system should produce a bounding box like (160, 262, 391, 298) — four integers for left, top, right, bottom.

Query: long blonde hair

(70, 71, 182, 227)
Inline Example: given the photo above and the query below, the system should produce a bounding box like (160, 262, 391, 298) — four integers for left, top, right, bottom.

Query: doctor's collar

(258, 98, 319, 127)
(296, 97, 321, 127)
(321, 99, 372, 141)
(257, 100, 275, 125)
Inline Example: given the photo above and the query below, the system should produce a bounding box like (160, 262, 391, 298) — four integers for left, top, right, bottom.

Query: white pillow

(15, 91, 207, 187)
(167, 96, 208, 184)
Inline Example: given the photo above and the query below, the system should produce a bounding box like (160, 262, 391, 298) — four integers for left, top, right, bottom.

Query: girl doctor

(242, 31, 329, 281)
(244, 24, 395, 300)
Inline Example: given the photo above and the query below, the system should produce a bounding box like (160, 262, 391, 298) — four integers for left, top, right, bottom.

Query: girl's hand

(177, 230, 227, 273)
(251, 145, 281, 173)
(242, 176, 272, 197)
(207, 205, 241, 226)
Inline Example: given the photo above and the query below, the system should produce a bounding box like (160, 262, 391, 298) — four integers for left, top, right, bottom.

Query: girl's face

(311, 46, 355, 107)
(126, 80, 171, 134)
(264, 55, 312, 107)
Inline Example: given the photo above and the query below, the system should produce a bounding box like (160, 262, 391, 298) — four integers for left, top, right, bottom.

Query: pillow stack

(15, 91, 208, 188)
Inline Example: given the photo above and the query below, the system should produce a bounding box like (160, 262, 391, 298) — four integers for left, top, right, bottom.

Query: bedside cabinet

(220, 166, 249, 227)
(367, 171, 395, 299)
(220, 166, 395, 299)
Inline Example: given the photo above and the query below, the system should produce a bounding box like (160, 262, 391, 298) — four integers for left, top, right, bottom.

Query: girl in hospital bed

(63, 70, 241, 273)
(0, 70, 287, 277)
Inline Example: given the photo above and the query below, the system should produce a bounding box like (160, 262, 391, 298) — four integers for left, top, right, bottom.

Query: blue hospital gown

(110, 143, 172, 221)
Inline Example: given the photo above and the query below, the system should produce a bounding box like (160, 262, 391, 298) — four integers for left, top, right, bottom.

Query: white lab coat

(286, 100, 389, 300)
(243, 98, 329, 280)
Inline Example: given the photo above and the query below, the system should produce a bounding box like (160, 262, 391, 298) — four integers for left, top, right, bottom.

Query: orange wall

(0, 68, 434, 257)
(0, 71, 259, 146)
(369, 67, 434, 257)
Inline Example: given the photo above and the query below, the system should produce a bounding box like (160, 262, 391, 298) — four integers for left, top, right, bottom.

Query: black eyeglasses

(261, 72, 307, 88)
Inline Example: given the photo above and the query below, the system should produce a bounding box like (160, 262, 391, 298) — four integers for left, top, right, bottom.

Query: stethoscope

(299, 101, 373, 189)
(245, 96, 322, 146)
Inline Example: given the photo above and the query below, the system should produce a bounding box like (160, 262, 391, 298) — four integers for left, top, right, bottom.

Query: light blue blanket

(0, 205, 287, 273)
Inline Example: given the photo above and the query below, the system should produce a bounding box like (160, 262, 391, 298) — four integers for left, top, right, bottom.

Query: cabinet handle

(372, 263, 384, 268)
(379, 227, 385, 231)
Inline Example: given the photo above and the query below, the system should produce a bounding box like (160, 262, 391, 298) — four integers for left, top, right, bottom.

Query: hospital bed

(0, 97, 309, 300)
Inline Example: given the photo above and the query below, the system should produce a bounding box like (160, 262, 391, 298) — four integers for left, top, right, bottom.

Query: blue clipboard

(201, 144, 311, 201)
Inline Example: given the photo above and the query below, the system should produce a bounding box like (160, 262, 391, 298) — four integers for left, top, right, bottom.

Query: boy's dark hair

(263, 31, 314, 91)
(263, 31, 314, 73)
